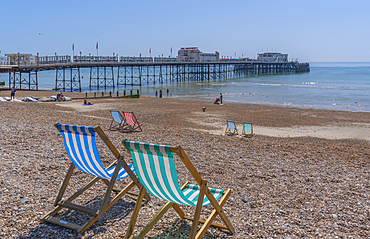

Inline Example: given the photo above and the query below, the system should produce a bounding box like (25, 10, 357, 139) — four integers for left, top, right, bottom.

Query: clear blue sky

(1, 0, 369, 62)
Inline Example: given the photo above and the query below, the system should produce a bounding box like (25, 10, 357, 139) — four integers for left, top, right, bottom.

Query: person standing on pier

(10, 86, 16, 100)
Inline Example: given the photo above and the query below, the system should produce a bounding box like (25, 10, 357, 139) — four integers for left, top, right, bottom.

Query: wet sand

(0, 90, 369, 238)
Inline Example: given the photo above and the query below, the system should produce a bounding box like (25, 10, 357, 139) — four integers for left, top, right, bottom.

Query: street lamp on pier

(80, 51, 82, 62)
(55, 52, 57, 64)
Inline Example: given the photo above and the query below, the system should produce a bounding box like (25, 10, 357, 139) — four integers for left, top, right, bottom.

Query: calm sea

(1, 62, 370, 112)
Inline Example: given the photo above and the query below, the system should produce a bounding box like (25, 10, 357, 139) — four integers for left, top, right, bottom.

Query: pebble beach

(0, 90, 369, 238)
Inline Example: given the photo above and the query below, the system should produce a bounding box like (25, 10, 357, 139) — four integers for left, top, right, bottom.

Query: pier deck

(1, 61, 310, 91)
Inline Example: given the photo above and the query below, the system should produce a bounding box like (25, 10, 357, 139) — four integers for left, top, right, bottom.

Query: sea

(1, 62, 370, 112)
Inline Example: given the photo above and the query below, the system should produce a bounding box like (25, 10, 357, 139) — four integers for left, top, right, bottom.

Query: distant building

(0, 56, 7, 65)
(257, 52, 288, 62)
(5, 53, 37, 65)
(200, 51, 219, 62)
(178, 47, 219, 62)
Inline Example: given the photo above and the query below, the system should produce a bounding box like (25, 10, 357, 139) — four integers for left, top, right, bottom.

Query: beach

(0, 90, 369, 238)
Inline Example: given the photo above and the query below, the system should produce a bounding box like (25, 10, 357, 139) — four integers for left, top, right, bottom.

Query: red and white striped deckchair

(123, 111, 143, 132)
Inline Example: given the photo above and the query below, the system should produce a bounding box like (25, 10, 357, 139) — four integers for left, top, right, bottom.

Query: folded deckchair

(123, 140, 235, 239)
(42, 124, 149, 234)
(241, 122, 253, 137)
(109, 110, 127, 131)
(225, 120, 238, 135)
(123, 111, 143, 132)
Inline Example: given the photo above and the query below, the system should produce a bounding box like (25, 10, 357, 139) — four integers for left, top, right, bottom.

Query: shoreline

(2, 86, 370, 114)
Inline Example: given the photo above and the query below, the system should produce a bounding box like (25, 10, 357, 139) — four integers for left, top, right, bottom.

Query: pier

(0, 57, 310, 91)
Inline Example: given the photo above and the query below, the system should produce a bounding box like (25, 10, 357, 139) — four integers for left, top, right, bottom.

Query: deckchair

(241, 122, 253, 137)
(109, 110, 127, 131)
(225, 120, 238, 135)
(123, 111, 143, 132)
(42, 124, 149, 234)
(123, 140, 235, 239)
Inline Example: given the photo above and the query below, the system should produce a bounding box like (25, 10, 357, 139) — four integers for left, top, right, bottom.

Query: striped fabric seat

(228, 121, 236, 131)
(124, 112, 140, 127)
(124, 141, 223, 206)
(225, 120, 238, 135)
(111, 111, 123, 124)
(57, 124, 135, 180)
(242, 122, 253, 137)
(123, 112, 142, 132)
(110, 110, 126, 131)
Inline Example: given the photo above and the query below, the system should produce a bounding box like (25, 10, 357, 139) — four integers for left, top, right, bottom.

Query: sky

(1, 0, 369, 62)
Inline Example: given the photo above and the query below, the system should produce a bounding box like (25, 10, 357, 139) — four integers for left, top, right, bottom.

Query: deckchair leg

(136, 201, 174, 239)
(42, 171, 100, 223)
(204, 188, 234, 233)
(80, 181, 136, 234)
(97, 158, 123, 219)
(54, 163, 75, 206)
(189, 180, 207, 239)
(196, 189, 234, 238)
(66, 176, 101, 203)
(125, 186, 146, 239)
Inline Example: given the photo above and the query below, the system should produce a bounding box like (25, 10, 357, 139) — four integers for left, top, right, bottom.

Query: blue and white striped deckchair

(42, 124, 148, 235)
(242, 122, 253, 137)
(109, 110, 127, 131)
(225, 120, 238, 135)
(123, 140, 235, 239)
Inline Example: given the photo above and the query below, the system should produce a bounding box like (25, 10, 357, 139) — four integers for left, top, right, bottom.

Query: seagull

(39, 33, 44, 36)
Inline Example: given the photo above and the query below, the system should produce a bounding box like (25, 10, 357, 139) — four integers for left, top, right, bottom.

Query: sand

(0, 90, 369, 238)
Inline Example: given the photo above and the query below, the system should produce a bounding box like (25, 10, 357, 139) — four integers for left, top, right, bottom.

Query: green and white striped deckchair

(242, 122, 253, 137)
(42, 124, 149, 234)
(123, 140, 235, 239)
(225, 120, 238, 135)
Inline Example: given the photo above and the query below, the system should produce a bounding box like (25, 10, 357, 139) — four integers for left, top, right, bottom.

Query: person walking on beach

(10, 86, 16, 99)
(159, 90, 163, 98)
(220, 93, 223, 104)
(155, 90, 158, 98)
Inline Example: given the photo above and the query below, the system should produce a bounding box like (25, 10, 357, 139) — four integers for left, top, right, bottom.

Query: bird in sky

(39, 33, 44, 36)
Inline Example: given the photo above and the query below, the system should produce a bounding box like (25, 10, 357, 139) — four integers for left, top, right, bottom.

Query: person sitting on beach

(84, 100, 93, 105)
(214, 97, 220, 104)
(60, 93, 65, 101)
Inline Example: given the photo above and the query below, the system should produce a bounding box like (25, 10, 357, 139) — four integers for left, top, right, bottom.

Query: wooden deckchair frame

(225, 120, 238, 135)
(42, 124, 149, 234)
(123, 141, 235, 239)
(109, 110, 127, 131)
(241, 122, 253, 137)
(122, 111, 143, 132)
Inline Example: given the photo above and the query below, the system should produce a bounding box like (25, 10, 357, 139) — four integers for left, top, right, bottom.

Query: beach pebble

(0, 93, 369, 238)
